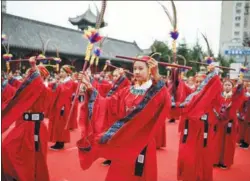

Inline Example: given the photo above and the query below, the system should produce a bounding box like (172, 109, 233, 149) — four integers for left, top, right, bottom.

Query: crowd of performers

(1, 53, 250, 181)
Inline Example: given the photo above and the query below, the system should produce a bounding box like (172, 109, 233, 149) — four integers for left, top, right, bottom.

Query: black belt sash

(200, 114, 209, 147)
(214, 125, 217, 132)
(23, 113, 44, 152)
(60, 106, 65, 116)
(182, 119, 189, 143)
(134, 146, 148, 177)
(78, 95, 84, 102)
(226, 120, 233, 134)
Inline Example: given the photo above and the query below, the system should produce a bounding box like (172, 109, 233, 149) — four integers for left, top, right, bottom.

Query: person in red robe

(168, 68, 192, 124)
(48, 65, 77, 150)
(8, 73, 22, 89)
(101, 68, 131, 166)
(67, 72, 79, 131)
(1, 73, 16, 110)
(77, 55, 171, 181)
(2, 57, 52, 181)
(186, 76, 196, 90)
(46, 75, 61, 118)
(176, 74, 203, 133)
(240, 82, 250, 149)
(177, 66, 223, 181)
(104, 71, 113, 84)
(211, 78, 245, 169)
(237, 82, 250, 149)
(93, 72, 113, 97)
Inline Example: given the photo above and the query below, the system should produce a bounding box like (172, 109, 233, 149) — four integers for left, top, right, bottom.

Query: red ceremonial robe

(2, 70, 52, 181)
(92, 78, 113, 97)
(8, 77, 22, 89)
(48, 77, 75, 143)
(156, 79, 192, 149)
(169, 79, 193, 119)
(243, 93, 250, 144)
(178, 82, 195, 133)
(46, 82, 60, 118)
(104, 75, 131, 128)
(77, 80, 170, 181)
(177, 71, 222, 181)
(67, 80, 79, 130)
(212, 85, 245, 167)
(1, 79, 16, 110)
(237, 92, 250, 144)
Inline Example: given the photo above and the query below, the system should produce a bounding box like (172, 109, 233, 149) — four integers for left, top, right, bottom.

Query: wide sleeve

(8, 77, 22, 89)
(179, 71, 223, 120)
(85, 87, 125, 135)
(1, 84, 16, 110)
(42, 87, 55, 116)
(231, 84, 245, 111)
(2, 71, 44, 133)
(183, 81, 193, 97)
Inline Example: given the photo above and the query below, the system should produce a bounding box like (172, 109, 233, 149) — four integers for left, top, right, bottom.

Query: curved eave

(3, 44, 132, 63)
(68, 17, 95, 25)
(69, 18, 107, 28)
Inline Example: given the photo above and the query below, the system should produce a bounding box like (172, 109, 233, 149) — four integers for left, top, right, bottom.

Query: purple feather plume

(170, 31, 179, 40)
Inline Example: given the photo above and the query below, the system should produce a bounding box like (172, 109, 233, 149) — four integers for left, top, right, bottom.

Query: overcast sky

(6, 1, 222, 55)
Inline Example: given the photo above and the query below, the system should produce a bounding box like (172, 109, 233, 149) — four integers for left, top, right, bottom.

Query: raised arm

(179, 70, 223, 119)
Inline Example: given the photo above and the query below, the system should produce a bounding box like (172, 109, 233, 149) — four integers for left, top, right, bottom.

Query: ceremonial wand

(104, 60, 134, 76)
(189, 61, 236, 71)
(157, 0, 185, 101)
(53, 45, 62, 72)
(157, 0, 178, 63)
(239, 66, 248, 80)
(8, 57, 57, 62)
(65, 0, 107, 129)
(2, 34, 12, 74)
(116, 55, 192, 70)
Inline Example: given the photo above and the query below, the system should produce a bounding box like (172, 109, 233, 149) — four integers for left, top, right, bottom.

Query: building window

(235, 23, 240, 27)
(236, 2, 242, 7)
(234, 31, 240, 36)
(245, 3, 249, 15)
(236, 9, 241, 14)
(244, 17, 248, 27)
(235, 16, 241, 21)
(244, 32, 249, 38)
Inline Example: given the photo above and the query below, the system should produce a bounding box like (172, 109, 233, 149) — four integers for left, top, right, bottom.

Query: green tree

(216, 54, 235, 77)
(186, 41, 204, 76)
(150, 40, 172, 75)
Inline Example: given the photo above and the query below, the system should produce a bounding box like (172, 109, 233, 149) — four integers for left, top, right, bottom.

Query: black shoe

(168, 119, 175, 123)
(213, 164, 220, 167)
(240, 142, 249, 149)
(237, 139, 244, 145)
(102, 160, 111, 166)
(219, 164, 228, 169)
(50, 142, 64, 150)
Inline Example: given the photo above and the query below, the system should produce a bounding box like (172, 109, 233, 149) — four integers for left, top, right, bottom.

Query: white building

(219, 1, 250, 78)
(2, 0, 6, 13)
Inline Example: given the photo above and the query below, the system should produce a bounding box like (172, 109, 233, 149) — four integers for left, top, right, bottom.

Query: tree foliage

(149, 39, 236, 78)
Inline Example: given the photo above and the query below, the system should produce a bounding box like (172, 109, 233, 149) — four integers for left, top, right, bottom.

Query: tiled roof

(2, 13, 142, 62)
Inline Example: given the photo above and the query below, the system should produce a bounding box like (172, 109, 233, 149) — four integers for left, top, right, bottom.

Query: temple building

(69, 5, 107, 31)
(1, 7, 142, 73)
